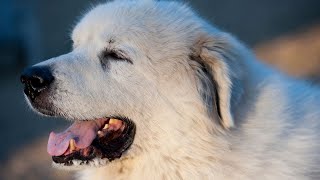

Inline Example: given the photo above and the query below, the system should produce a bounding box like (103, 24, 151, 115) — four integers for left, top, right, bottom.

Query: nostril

(30, 75, 46, 90)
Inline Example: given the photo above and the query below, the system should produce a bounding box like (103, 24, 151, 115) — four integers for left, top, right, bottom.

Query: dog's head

(21, 0, 250, 170)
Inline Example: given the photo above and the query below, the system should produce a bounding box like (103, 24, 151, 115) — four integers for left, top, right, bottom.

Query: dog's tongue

(47, 119, 107, 156)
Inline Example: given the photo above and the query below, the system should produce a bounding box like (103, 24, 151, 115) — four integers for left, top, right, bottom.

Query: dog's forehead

(72, 2, 145, 43)
(71, 1, 198, 50)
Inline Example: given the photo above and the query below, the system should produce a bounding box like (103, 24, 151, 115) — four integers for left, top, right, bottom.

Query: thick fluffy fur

(28, 0, 320, 179)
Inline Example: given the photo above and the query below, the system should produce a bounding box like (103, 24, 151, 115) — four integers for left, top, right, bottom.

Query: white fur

(29, 0, 320, 179)
(52, 158, 109, 171)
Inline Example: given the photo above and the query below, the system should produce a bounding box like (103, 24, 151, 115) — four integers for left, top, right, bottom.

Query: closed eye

(104, 51, 123, 60)
(100, 49, 133, 70)
(104, 50, 132, 63)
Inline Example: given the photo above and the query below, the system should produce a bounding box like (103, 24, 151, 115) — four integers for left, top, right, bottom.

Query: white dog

(21, 0, 320, 179)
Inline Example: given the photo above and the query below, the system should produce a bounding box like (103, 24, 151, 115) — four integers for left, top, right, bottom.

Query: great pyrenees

(20, 0, 320, 179)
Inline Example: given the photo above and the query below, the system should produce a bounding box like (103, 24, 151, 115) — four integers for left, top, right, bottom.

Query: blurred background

(1, 0, 320, 179)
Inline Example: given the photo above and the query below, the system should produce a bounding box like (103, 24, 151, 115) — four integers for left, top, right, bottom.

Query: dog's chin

(29, 102, 136, 170)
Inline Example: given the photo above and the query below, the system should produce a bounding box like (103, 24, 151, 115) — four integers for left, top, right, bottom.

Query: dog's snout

(20, 66, 54, 100)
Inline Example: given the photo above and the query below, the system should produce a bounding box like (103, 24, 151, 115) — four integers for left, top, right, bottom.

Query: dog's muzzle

(20, 66, 54, 101)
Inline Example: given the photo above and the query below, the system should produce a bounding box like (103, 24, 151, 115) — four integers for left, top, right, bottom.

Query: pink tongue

(47, 119, 107, 156)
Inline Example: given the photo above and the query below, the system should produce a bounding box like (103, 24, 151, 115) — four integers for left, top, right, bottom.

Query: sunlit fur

(28, 0, 320, 179)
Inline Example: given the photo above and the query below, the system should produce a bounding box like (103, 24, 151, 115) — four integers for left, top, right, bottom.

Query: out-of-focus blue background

(1, 0, 320, 179)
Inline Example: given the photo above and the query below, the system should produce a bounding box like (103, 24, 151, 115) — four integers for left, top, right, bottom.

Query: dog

(21, 0, 320, 179)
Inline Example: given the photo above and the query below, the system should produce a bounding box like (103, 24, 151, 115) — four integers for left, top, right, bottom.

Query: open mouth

(48, 117, 136, 166)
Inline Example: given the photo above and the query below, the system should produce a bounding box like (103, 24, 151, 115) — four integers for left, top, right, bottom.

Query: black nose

(20, 66, 54, 100)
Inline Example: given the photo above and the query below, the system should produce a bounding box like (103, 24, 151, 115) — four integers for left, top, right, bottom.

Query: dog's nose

(20, 66, 54, 100)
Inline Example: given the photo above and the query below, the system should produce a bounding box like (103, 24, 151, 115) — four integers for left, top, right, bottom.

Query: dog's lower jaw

(76, 132, 231, 179)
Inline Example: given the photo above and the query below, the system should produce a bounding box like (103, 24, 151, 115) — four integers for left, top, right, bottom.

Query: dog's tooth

(69, 139, 76, 151)
(109, 119, 120, 125)
(97, 131, 104, 137)
(103, 124, 109, 130)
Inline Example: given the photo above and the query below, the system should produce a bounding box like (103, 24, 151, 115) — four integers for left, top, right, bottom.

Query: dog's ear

(191, 32, 247, 129)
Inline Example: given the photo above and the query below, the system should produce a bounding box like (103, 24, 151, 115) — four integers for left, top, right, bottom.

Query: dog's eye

(100, 50, 133, 70)
(103, 51, 132, 64)
(104, 51, 128, 61)
(105, 51, 122, 60)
